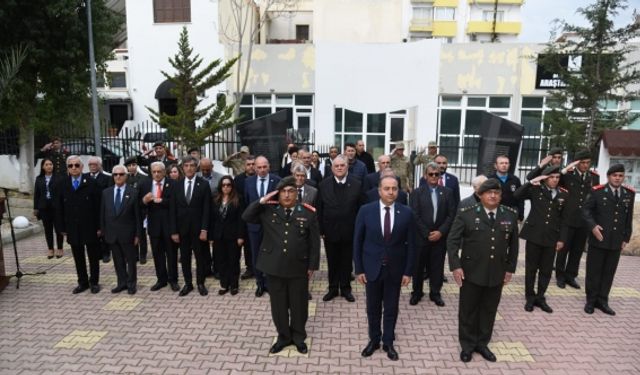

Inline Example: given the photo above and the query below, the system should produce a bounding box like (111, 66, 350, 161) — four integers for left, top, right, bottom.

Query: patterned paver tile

(104, 297, 143, 311)
(54, 330, 108, 350)
(308, 301, 317, 317)
(489, 341, 534, 363)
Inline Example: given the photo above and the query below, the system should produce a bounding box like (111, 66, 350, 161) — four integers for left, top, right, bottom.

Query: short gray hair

(333, 154, 348, 164)
(379, 168, 396, 180)
(425, 162, 439, 172)
(111, 165, 127, 174)
(291, 161, 306, 175)
(66, 155, 82, 165)
(150, 161, 165, 171)
(471, 175, 488, 191)
(181, 155, 199, 166)
(87, 156, 102, 166)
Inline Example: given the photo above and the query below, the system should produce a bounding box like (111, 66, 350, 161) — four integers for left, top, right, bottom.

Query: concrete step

(1, 191, 36, 222)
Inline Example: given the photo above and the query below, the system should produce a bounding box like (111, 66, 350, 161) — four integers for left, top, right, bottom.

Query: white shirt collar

(334, 175, 347, 184)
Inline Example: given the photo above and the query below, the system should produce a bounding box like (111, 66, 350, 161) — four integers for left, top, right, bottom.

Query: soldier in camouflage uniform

(389, 141, 413, 193)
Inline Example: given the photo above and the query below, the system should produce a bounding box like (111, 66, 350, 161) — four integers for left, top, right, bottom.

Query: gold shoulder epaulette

(623, 184, 636, 193)
(501, 205, 518, 214)
(592, 184, 605, 191)
(590, 169, 599, 176)
(461, 203, 478, 212)
(302, 203, 316, 212)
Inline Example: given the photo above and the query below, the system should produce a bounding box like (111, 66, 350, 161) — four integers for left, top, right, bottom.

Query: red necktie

(156, 182, 162, 199)
(438, 176, 444, 186)
(384, 207, 391, 242)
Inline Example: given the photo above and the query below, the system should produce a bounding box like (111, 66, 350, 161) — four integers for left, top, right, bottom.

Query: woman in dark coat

(209, 176, 246, 295)
(33, 158, 64, 258)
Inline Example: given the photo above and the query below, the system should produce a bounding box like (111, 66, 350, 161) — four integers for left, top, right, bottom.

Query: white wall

(267, 11, 313, 41)
(314, 40, 441, 146)
(126, 1, 225, 127)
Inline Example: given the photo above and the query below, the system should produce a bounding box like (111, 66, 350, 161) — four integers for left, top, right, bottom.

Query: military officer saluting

(582, 163, 634, 316)
(242, 176, 320, 355)
(515, 165, 569, 313)
(447, 178, 519, 363)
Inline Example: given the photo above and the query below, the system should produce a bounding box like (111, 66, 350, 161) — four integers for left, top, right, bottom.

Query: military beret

(153, 141, 165, 148)
(574, 149, 591, 161)
(548, 147, 563, 156)
(542, 165, 561, 175)
(124, 156, 138, 166)
(607, 163, 625, 175)
(276, 176, 297, 190)
(477, 178, 501, 195)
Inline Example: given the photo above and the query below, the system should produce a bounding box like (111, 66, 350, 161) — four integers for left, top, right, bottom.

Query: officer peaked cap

(607, 163, 625, 175)
(477, 178, 501, 195)
(542, 165, 561, 175)
(276, 176, 297, 190)
(574, 149, 591, 161)
(548, 147, 563, 156)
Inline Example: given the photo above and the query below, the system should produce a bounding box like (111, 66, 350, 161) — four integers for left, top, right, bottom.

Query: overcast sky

(519, 0, 638, 43)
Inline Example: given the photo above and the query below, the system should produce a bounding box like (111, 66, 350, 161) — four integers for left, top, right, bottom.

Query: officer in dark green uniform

(515, 165, 569, 313)
(447, 178, 519, 363)
(242, 176, 320, 355)
(582, 163, 634, 316)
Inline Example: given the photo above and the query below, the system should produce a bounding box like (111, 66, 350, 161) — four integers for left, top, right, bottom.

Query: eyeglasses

(427, 173, 440, 177)
(67, 164, 81, 168)
(112, 173, 126, 177)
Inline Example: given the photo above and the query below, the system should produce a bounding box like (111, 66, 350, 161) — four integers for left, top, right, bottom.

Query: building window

(239, 94, 314, 142)
(434, 7, 455, 21)
(334, 108, 407, 159)
(154, 0, 191, 23)
(482, 11, 505, 22)
(296, 25, 310, 41)
(520, 96, 550, 168)
(610, 158, 640, 189)
(412, 5, 433, 24)
(108, 72, 126, 88)
(437, 95, 512, 166)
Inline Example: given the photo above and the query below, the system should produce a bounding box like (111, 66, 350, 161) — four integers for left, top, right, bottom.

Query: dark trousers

(248, 230, 266, 288)
(179, 235, 208, 286)
(413, 241, 446, 298)
(525, 241, 555, 302)
(100, 238, 109, 259)
(137, 228, 148, 261)
(39, 203, 63, 249)
(203, 241, 221, 276)
(243, 235, 253, 271)
(556, 226, 587, 281)
(110, 241, 137, 288)
(366, 265, 402, 345)
(458, 280, 503, 352)
(150, 235, 178, 284)
(70, 242, 100, 287)
(585, 246, 621, 305)
(324, 239, 353, 293)
(266, 274, 309, 345)
(217, 239, 241, 290)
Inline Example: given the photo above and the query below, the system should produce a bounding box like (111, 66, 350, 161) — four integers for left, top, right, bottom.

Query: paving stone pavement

(1, 233, 640, 374)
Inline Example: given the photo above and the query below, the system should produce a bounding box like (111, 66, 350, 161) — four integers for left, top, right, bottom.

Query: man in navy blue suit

(244, 156, 281, 297)
(420, 154, 460, 208)
(354, 175, 416, 361)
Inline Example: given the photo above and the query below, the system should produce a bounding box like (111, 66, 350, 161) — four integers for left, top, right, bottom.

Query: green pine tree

(147, 26, 239, 150)
(540, 0, 640, 155)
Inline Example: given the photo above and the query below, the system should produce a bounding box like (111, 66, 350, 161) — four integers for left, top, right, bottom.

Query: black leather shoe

(73, 285, 89, 294)
(460, 350, 472, 362)
(475, 347, 496, 362)
(139, 257, 147, 265)
(341, 291, 355, 302)
(127, 286, 137, 295)
(584, 303, 595, 314)
(240, 270, 254, 280)
(595, 303, 616, 316)
(361, 341, 380, 357)
(409, 293, 422, 306)
(90, 284, 101, 294)
(230, 288, 239, 295)
(102, 254, 111, 263)
(535, 300, 553, 313)
(383, 344, 399, 361)
(111, 285, 127, 294)
(150, 282, 167, 291)
(170, 282, 180, 292)
(430, 295, 445, 307)
(323, 290, 338, 302)
(295, 342, 308, 354)
(197, 284, 208, 296)
(179, 284, 193, 296)
(269, 341, 291, 354)
(218, 288, 229, 295)
(524, 301, 534, 312)
(255, 286, 265, 297)
(566, 278, 581, 289)
(557, 279, 566, 289)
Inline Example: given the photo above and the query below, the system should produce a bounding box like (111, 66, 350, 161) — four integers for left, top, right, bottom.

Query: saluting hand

(530, 175, 548, 186)
(259, 190, 278, 204)
(562, 160, 580, 174)
(539, 155, 553, 167)
(452, 268, 464, 287)
(592, 225, 604, 242)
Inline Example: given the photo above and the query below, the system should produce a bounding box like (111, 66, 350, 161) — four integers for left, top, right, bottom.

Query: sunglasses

(427, 173, 440, 177)
(67, 163, 81, 168)
(112, 173, 126, 177)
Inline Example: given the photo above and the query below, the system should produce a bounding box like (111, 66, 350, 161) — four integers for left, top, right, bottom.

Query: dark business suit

(318, 175, 363, 294)
(234, 172, 253, 271)
(419, 172, 460, 208)
(140, 178, 179, 285)
(244, 173, 281, 289)
(55, 176, 101, 288)
(100, 185, 142, 289)
(175, 176, 211, 286)
(85, 171, 113, 261)
(353, 201, 416, 345)
(281, 164, 323, 187)
(127, 173, 150, 262)
(410, 184, 455, 299)
(210, 197, 246, 290)
(34, 174, 64, 250)
(363, 172, 402, 192)
(297, 184, 318, 206)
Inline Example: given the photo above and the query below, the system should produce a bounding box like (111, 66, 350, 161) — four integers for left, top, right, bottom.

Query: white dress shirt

(379, 201, 395, 236)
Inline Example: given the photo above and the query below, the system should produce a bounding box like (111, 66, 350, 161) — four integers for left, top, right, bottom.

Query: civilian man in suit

(344, 142, 368, 182)
(292, 162, 318, 207)
(242, 177, 320, 355)
(296, 149, 323, 187)
(365, 168, 407, 205)
(354, 175, 416, 361)
(318, 155, 363, 302)
(419, 154, 461, 207)
(458, 175, 487, 211)
(198, 157, 225, 278)
(173, 156, 211, 296)
(234, 155, 256, 280)
(100, 165, 142, 295)
(363, 155, 401, 192)
(447, 179, 519, 363)
(487, 155, 524, 221)
(55, 156, 102, 294)
(85, 156, 114, 263)
(125, 156, 150, 264)
(244, 156, 281, 296)
(410, 163, 456, 307)
(355, 139, 376, 174)
(582, 164, 634, 316)
(556, 149, 600, 289)
(140, 162, 180, 292)
(323, 146, 339, 179)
